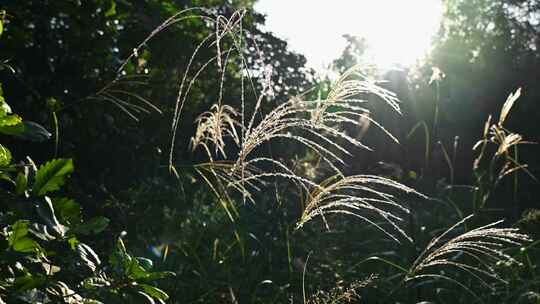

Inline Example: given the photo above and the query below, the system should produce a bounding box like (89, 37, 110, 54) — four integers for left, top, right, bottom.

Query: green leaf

(0, 144, 11, 166)
(126, 260, 174, 281)
(12, 238, 41, 253)
(9, 220, 30, 243)
(105, 0, 116, 17)
(15, 171, 28, 195)
(13, 275, 46, 292)
(138, 284, 169, 301)
(71, 217, 109, 235)
(68, 236, 79, 250)
(32, 159, 73, 196)
(125, 258, 149, 280)
(51, 197, 81, 226)
(0, 114, 22, 127)
(0, 122, 24, 136)
(0, 11, 4, 38)
(8, 221, 41, 253)
(111, 238, 151, 280)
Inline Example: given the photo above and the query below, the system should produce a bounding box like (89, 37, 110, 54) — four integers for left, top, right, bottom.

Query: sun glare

(254, 0, 443, 70)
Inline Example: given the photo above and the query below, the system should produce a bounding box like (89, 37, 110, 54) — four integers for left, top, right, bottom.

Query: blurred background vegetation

(1, 0, 540, 303)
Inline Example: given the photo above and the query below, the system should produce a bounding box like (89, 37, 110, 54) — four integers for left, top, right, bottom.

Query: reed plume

(407, 215, 530, 298)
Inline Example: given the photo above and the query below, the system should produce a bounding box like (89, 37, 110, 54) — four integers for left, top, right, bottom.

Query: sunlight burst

(255, 0, 443, 70)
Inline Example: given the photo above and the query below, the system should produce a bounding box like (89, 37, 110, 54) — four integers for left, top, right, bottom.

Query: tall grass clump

(111, 7, 535, 303)
(123, 7, 427, 242)
(407, 215, 530, 300)
(297, 174, 423, 242)
(472, 88, 536, 212)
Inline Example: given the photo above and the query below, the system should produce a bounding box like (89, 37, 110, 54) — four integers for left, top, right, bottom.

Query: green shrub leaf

(15, 171, 28, 195)
(0, 114, 22, 127)
(13, 275, 46, 292)
(12, 238, 41, 253)
(0, 144, 11, 166)
(8, 221, 42, 253)
(51, 197, 81, 226)
(9, 220, 30, 243)
(105, 0, 116, 17)
(72, 216, 109, 235)
(139, 284, 169, 301)
(32, 159, 73, 196)
(0, 122, 24, 136)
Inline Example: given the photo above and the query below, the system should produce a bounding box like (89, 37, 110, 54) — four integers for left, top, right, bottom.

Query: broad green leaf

(9, 220, 30, 244)
(71, 216, 109, 235)
(8, 221, 41, 253)
(32, 158, 73, 196)
(51, 197, 81, 226)
(0, 122, 24, 136)
(0, 95, 11, 117)
(0, 144, 11, 166)
(13, 275, 46, 292)
(12, 238, 40, 253)
(125, 257, 149, 280)
(126, 260, 175, 281)
(0, 114, 22, 127)
(139, 284, 169, 301)
(111, 237, 151, 280)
